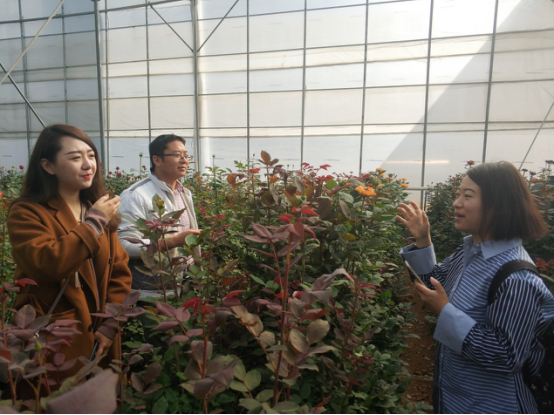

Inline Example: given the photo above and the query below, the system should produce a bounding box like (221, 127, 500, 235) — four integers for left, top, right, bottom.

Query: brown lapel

(46, 194, 99, 310)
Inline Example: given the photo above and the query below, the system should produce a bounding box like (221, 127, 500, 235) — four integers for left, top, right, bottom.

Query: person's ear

(152, 155, 162, 168)
(40, 158, 55, 175)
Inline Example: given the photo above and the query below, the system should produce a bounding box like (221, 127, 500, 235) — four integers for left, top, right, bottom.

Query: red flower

(117, 172, 122, 177)
(19, 165, 24, 170)
(116, 166, 120, 170)
(0, 192, 3, 198)
(466, 160, 475, 166)
(109, 171, 113, 174)
(142, 165, 146, 169)
(127, 177, 130, 181)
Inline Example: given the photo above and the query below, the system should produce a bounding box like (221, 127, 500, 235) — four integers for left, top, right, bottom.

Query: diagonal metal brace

(0, 0, 66, 87)
(148, 2, 194, 52)
(197, 0, 240, 52)
(0, 60, 46, 128)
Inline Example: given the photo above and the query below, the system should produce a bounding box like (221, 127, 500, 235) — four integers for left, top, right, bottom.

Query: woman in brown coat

(7, 124, 132, 380)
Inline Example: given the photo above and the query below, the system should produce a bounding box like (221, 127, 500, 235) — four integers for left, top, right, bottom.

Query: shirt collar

(463, 234, 522, 260)
(150, 172, 183, 195)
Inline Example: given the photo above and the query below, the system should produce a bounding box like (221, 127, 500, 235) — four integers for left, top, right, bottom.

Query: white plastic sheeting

(0, 0, 553, 197)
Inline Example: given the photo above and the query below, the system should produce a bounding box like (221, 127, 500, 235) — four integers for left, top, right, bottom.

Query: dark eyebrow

(64, 149, 94, 156)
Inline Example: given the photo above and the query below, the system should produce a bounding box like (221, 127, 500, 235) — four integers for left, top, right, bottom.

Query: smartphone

(404, 260, 424, 285)
(89, 340, 99, 360)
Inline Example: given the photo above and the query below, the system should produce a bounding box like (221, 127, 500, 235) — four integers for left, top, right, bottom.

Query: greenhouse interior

(1, 1, 554, 414)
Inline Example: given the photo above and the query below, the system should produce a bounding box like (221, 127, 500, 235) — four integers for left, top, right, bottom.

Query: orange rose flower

(355, 185, 376, 197)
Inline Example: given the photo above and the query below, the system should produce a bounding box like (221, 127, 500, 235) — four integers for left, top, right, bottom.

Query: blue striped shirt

(401, 236, 554, 413)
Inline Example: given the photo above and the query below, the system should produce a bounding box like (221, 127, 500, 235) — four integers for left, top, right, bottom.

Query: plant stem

(273, 237, 292, 406)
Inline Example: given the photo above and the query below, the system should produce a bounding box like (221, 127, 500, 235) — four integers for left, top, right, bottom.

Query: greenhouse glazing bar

(420, 0, 434, 208)
(0, 0, 65, 87)
(482, 0, 500, 163)
(0, 61, 45, 128)
(93, 0, 106, 166)
(358, 0, 370, 176)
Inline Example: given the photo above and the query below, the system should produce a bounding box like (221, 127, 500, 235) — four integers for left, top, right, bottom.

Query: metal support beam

(482, 0, 500, 163)
(146, 0, 152, 142)
(0, 0, 65, 86)
(358, 0, 370, 175)
(519, 101, 554, 170)
(420, 0, 434, 207)
(246, 0, 250, 164)
(197, 0, 240, 53)
(0, 61, 46, 128)
(148, 2, 194, 52)
(192, 0, 201, 172)
(92, 0, 106, 166)
(300, 0, 307, 168)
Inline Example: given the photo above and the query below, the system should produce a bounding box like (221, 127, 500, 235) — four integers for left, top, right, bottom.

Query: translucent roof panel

(0, 0, 553, 204)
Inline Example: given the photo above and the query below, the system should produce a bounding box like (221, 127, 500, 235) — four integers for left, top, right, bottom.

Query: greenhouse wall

(1, 0, 553, 200)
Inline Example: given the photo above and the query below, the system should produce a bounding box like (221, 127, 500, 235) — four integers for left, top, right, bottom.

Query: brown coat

(7, 194, 132, 376)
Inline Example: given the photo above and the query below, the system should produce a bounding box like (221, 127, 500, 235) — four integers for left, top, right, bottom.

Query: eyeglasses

(159, 153, 193, 161)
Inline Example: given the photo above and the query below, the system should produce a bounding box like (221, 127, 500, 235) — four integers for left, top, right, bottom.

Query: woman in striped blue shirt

(397, 161, 554, 413)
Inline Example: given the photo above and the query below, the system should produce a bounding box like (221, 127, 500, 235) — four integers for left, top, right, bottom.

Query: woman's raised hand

(91, 194, 120, 220)
(396, 201, 432, 247)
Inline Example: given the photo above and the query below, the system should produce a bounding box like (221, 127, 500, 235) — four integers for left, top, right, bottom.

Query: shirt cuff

(434, 303, 476, 354)
(399, 243, 437, 275)
(96, 317, 118, 340)
(84, 208, 109, 237)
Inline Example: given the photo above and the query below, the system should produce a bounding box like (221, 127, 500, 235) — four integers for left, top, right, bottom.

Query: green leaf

(244, 370, 261, 391)
(250, 275, 266, 287)
(233, 360, 246, 381)
(152, 396, 169, 413)
(273, 401, 300, 413)
(255, 389, 274, 403)
(306, 319, 330, 345)
(299, 383, 311, 399)
(259, 331, 275, 347)
(325, 179, 337, 190)
(230, 379, 249, 392)
(239, 398, 262, 411)
(185, 234, 199, 247)
(289, 329, 308, 353)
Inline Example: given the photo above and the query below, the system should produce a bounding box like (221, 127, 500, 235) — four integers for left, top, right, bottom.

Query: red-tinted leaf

(122, 291, 141, 308)
(128, 354, 143, 365)
(169, 335, 190, 345)
(45, 369, 118, 414)
(175, 307, 191, 323)
(152, 321, 179, 332)
(187, 328, 203, 337)
(122, 307, 146, 318)
(15, 278, 38, 287)
(242, 235, 268, 243)
(143, 383, 163, 395)
(155, 302, 177, 317)
(144, 361, 162, 385)
(131, 372, 145, 392)
(222, 297, 241, 307)
(225, 290, 245, 299)
(14, 305, 36, 329)
(300, 206, 318, 216)
(132, 343, 154, 353)
(53, 353, 65, 366)
(194, 378, 214, 399)
(251, 224, 272, 238)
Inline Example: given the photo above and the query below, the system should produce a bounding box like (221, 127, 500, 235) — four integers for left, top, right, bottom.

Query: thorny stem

(273, 237, 292, 406)
(201, 313, 209, 414)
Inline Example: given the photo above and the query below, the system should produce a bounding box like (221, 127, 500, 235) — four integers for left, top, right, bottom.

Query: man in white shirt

(118, 134, 201, 297)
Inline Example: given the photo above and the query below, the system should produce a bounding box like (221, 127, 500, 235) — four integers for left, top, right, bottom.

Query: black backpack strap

(487, 260, 540, 305)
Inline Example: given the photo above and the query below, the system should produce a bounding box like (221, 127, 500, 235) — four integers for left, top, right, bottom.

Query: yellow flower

(401, 183, 409, 188)
(355, 185, 376, 197)
(385, 177, 393, 182)
(379, 173, 385, 177)
(377, 184, 383, 188)
(401, 177, 406, 181)
(376, 167, 384, 172)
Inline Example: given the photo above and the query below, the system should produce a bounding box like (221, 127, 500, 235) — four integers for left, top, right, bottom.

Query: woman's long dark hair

(14, 124, 120, 230)
(466, 161, 547, 241)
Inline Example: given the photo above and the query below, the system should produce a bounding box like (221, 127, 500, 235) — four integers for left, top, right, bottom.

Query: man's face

(153, 140, 190, 182)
